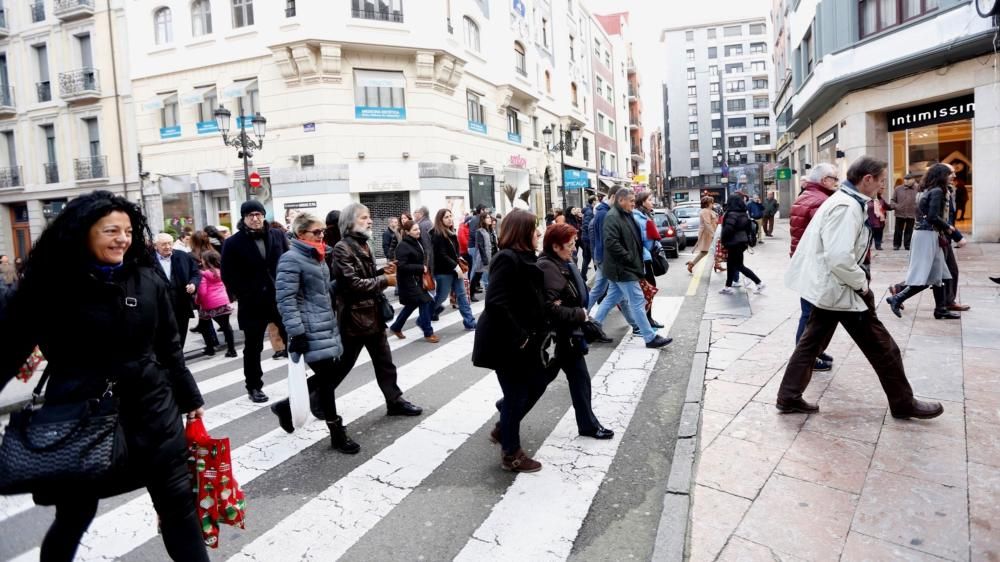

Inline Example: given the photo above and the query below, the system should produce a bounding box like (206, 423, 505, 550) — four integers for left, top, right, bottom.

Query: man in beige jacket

(776, 156, 943, 420)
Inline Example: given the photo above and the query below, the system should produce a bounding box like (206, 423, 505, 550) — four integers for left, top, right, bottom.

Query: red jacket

(457, 221, 470, 254)
(789, 181, 837, 257)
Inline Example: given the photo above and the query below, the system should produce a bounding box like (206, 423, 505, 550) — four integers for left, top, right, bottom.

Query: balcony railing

(74, 155, 107, 181)
(30, 1, 45, 22)
(351, 8, 403, 22)
(36, 81, 52, 103)
(0, 166, 22, 188)
(628, 86, 638, 99)
(43, 162, 59, 184)
(58, 68, 100, 101)
(53, 0, 94, 20)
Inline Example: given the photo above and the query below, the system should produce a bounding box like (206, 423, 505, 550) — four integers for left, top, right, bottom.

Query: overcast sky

(586, 0, 772, 172)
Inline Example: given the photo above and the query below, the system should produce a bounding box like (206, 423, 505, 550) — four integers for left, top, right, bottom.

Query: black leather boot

(885, 286, 916, 318)
(327, 416, 360, 454)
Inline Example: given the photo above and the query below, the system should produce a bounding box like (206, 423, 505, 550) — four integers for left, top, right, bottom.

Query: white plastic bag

(287, 353, 310, 428)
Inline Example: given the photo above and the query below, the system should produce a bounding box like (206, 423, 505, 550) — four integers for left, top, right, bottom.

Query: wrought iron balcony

(43, 162, 59, 184)
(58, 68, 100, 102)
(36, 81, 52, 103)
(74, 155, 107, 181)
(53, 0, 94, 20)
(30, 1, 45, 22)
(0, 9, 9, 36)
(352, 8, 403, 22)
(0, 86, 14, 116)
(0, 166, 22, 188)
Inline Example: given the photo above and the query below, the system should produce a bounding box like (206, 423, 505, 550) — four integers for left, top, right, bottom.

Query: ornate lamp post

(213, 105, 267, 201)
(543, 123, 582, 208)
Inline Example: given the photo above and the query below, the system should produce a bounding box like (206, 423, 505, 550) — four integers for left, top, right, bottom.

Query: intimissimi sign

(887, 94, 974, 132)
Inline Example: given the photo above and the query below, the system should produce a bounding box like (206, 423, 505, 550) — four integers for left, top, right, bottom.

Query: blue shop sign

(468, 121, 487, 134)
(236, 116, 253, 129)
(355, 106, 407, 120)
(160, 125, 182, 139)
(196, 121, 219, 135)
(507, 132, 522, 143)
(564, 169, 589, 189)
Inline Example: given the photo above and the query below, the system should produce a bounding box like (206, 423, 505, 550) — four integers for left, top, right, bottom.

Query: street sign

(776, 168, 792, 180)
(248, 171, 262, 189)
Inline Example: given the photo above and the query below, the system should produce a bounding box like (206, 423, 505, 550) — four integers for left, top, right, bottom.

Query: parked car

(652, 209, 686, 258)
(672, 203, 703, 244)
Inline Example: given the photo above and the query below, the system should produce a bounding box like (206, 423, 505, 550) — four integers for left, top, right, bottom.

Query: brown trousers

(777, 292, 914, 409)
(762, 215, 775, 236)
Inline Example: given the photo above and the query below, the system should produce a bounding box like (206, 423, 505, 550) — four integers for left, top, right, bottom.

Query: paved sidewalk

(689, 220, 1000, 561)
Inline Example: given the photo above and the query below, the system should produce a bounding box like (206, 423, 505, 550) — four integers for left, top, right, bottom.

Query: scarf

(91, 261, 125, 282)
(302, 239, 326, 261)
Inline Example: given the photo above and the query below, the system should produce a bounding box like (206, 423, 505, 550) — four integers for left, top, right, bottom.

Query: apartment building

(124, 0, 616, 248)
(661, 17, 778, 206)
(0, 0, 137, 260)
(649, 127, 664, 200)
(773, 0, 998, 241)
(596, 12, 646, 189)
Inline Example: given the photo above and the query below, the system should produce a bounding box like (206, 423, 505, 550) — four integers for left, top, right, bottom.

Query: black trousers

(580, 242, 593, 281)
(893, 217, 915, 250)
(777, 294, 913, 410)
(197, 318, 219, 348)
(725, 246, 761, 287)
(495, 365, 552, 455)
(173, 307, 193, 349)
(241, 306, 286, 391)
(550, 353, 600, 434)
(41, 457, 208, 562)
(334, 331, 403, 404)
(943, 243, 959, 305)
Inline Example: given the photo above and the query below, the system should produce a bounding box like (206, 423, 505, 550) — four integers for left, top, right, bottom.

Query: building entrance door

(360, 191, 411, 261)
(10, 204, 30, 259)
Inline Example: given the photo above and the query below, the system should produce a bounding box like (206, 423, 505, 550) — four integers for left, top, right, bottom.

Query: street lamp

(542, 123, 582, 208)
(213, 105, 267, 201)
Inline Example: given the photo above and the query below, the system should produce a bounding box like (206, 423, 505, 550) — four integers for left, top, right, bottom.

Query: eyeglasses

(307, 229, 325, 237)
(246, 212, 265, 219)
(825, 176, 839, 182)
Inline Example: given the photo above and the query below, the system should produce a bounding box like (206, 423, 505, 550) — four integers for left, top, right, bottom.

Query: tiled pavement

(689, 220, 1000, 562)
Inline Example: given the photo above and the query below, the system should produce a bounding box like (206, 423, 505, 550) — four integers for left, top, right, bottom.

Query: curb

(651, 320, 710, 562)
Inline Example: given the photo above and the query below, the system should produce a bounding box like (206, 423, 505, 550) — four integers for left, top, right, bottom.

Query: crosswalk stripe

(11, 330, 478, 562)
(229, 371, 498, 561)
(455, 296, 683, 561)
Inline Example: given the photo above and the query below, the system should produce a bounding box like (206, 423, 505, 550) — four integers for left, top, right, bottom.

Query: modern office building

(773, 0, 999, 241)
(661, 17, 778, 206)
(0, 0, 138, 260)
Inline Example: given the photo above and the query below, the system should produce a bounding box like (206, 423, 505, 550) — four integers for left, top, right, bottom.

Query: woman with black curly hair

(0, 191, 208, 562)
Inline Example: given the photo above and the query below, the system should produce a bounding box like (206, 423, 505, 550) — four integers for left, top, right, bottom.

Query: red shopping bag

(186, 419, 246, 549)
(15, 347, 44, 383)
(639, 279, 659, 312)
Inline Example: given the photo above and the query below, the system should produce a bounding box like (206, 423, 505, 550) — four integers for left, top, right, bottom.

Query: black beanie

(241, 200, 266, 218)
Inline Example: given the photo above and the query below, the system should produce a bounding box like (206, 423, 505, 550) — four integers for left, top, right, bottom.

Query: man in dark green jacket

(589, 188, 672, 349)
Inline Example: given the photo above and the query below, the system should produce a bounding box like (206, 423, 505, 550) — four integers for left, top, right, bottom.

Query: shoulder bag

(650, 242, 669, 277)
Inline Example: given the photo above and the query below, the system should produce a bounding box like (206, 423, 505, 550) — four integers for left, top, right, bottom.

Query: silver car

(672, 204, 703, 244)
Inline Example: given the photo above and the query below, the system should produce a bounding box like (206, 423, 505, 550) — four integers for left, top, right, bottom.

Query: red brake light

(666, 227, 675, 237)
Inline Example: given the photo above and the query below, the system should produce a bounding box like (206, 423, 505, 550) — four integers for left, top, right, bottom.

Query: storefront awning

(142, 92, 176, 111)
(181, 86, 216, 107)
(599, 178, 615, 189)
(221, 79, 257, 100)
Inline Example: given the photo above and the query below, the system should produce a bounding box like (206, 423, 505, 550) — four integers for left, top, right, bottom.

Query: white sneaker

(719, 287, 735, 295)
(755, 282, 766, 294)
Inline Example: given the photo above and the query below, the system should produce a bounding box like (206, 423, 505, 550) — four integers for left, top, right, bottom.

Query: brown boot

(501, 448, 542, 473)
(489, 424, 500, 444)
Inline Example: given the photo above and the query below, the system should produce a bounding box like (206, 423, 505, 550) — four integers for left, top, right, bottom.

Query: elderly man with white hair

(153, 231, 201, 348)
(788, 161, 841, 372)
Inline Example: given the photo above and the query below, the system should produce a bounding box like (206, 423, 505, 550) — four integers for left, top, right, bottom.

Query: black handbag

(377, 294, 395, 322)
(650, 242, 670, 277)
(0, 373, 128, 495)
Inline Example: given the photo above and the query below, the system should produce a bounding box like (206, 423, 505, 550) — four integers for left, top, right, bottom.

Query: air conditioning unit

(301, 155, 315, 168)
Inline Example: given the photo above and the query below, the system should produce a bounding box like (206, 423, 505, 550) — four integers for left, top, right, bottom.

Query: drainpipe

(106, 0, 129, 200)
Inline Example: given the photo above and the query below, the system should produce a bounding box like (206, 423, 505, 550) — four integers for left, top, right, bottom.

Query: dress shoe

(391, 329, 406, 339)
(649, 319, 665, 329)
(818, 352, 834, 363)
(885, 295, 904, 318)
(646, 335, 673, 349)
(204, 346, 216, 357)
(933, 310, 961, 320)
(947, 303, 970, 311)
(270, 400, 294, 434)
(248, 388, 269, 403)
(225, 349, 238, 358)
(434, 305, 446, 316)
(424, 334, 441, 343)
(776, 398, 819, 414)
(501, 449, 542, 473)
(990, 276, 1000, 285)
(272, 350, 288, 360)
(386, 398, 423, 416)
(813, 358, 833, 372)
(890, 399, 944, 420)
(580, 426, 614, 440)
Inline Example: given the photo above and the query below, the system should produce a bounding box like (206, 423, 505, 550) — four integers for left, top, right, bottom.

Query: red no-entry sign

(248, 171, 261, 189)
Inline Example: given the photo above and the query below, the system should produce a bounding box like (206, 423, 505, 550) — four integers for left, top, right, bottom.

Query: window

(749, 42, 766, 54)
(712, 137, 722, 149)
(34, 44, 51, 103)
(467, 90, 484, 128)
(724, 44, 743, 57)
(707, 28, 716, 39)
(596, 76, 603, 96)
(84, 117, 101, 160)
(727, 117, 747, 128)
(597, 113, 605, 131)
(232, 0, 253, 27)
(464, 17, 480, 52)
(241, 81, 260, 114)
(686, 67, 696, 80)
(191, 0, 212, 36)
(607, 152, 613, 170)
(802, 30, 813, 74)
(604, 51, 611, 67)
(688, 104, 698, 116)
(599, 150, 608, 171)
(750, 60, 766, 72)
(754, 132, 771, 145)
(197, 88, 217, 123)
(154, 7, 172, 45)
(514, 42, 526, 75)
(605, 84, 613, 104)
(542, 18, 549, 47)
(749, 23, 765, 35)
(691, 158, 700, 169)
(594, 38, 601, 56)
(544, 70, 551, 93)
(351, 0, 403, 22)
(161, 94, 179, 128)
(755, 153, 771, 163)
(754, 116, 770, 127)
(42, 124, 57, 182)
(725, 63, 743, 74)
(507, 108, 521, 141)
(607, 119, 615, 139)
(727, 99, 746, 112)
(570, 82, 578, 106)
(730, 135, 747, 148)
(532, 116, 540, 147)
(710, 100, 721, 112)
(752, 78, 768, 90)
(686, 49, 694, 61)
(708, 65, 718, 76)
(711, 118, 721, 131)
(584, 138, 590, 161)
(723, 25, 742, 37)
(687, 85, 696, 97)
(685, 30, 694, 41)
(688, 122, 698, 134)
(725, 80, 745, 93)
(753, 96, 768, 109)
(285, 0, 294, 17)
(689, 139, 699, 151)
(708, 47, 717, 59)
(569, 35, 575, 61)
(354, 70, 406, 118)
(709, 82, 719, 94)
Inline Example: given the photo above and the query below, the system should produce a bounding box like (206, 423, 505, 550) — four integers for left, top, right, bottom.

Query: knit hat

(240, 200, 266, 218)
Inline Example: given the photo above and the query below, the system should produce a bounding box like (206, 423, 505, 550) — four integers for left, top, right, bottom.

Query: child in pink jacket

(195, 251, 237, 357)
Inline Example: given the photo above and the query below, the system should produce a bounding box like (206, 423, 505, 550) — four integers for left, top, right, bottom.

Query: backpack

(748, 218, 759, 248)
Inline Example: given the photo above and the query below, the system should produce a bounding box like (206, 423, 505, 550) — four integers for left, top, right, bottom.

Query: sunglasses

(307, 229, 325, 237)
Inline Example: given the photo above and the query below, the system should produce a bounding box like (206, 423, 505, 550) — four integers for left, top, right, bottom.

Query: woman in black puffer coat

(0, 191, 208, 562)
(720, 195, 764, 295)
(389, 220, 437, 343)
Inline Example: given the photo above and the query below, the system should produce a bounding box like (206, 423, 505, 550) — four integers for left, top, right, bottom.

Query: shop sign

(887, 94, 975, 132)
(776, 168, 792, 180)
(564, 169, 589, 190)
(507, 132, 522, 144)
(284, 201, 317, 209)
(355, 106, 407, 120)
(508, 155, 527, 169)
(196, 121, 219, 135)
(160, 125, 182, 139)
(468, 120, 487, 134)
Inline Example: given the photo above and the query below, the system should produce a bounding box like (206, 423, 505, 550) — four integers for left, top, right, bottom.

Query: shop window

(354, 70, 406, 119)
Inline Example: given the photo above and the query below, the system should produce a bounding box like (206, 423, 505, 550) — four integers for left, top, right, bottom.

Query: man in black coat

(221, 200, 289, 403)
(153, 232, 201, 350)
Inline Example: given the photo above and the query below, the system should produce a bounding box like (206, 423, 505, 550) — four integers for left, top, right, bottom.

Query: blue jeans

(467, 248, 478, 281)
(434, 273, 477, 329)
(592, 280, 656, 343)
(390, 301, 434, 337)
(587, 264, 636, 326)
